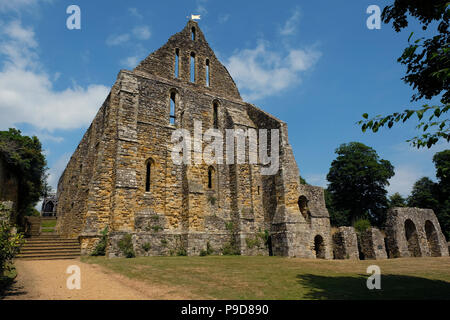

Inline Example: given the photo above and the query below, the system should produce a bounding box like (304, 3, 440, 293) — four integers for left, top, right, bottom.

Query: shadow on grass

(0, 277, 27, 300)
(296, 274, 450, 300)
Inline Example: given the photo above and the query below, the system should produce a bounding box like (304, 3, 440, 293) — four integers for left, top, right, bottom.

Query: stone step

(16, 252, 80, 259)
(19, 249, 81, 255)
(21, 246, 81, 252)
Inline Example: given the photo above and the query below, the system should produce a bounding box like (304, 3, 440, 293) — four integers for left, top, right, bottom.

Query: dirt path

(3, 259, 193, 300)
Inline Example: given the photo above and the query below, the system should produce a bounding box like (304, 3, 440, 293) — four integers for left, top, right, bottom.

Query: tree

(388, 192, 407, 208)
(407, 177, 439, 209)
(432, 150, 450, 239)
(324, 188, 350, 227)
(326, 142, 394, 226)
(0, 129, 49, 225)
(358, 1, 449, 148)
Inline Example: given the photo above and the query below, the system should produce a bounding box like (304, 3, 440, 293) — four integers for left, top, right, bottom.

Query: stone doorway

(425, 220, 441, 257)
(405, 219, 421, 257)
(314, 235, 325, 259)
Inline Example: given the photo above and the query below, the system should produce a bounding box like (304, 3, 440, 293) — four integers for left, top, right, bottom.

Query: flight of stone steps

(17, 234, 81, 260)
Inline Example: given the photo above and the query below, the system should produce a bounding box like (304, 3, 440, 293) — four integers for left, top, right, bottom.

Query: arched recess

(425, 220, 441, 257)
(314, 235, 326, 259)
(405, 219, 422, 257)
(298, 196, 311, 223)
(212, 100, 219, 129)
(145, 158, 155, 192)
(44, 201, 54, 216)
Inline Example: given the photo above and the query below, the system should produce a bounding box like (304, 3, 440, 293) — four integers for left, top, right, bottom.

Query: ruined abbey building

(56, 21, 449, 260)
(56, 20, 333, 258)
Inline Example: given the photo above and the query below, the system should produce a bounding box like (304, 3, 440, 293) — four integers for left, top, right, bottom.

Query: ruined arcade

(56, 21, 333, 258)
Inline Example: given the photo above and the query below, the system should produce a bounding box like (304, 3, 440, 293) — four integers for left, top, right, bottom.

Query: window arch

(145, 158, 155, 192)
(208, 166, 215, 189)
(190, 52, 196, 83)
(191, 27, 196, 41)
(205, 59, 210, 87)
(298, 195, 311, 223)
(169, 90, 177, 125)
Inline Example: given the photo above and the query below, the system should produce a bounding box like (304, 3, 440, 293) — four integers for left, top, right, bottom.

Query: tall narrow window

(190, 52, 195, 83)
(205, 59, 210, 87)
(208, 166, 214, 189)
(145, 159, 153, 192)
(170, 91, 176, 125)
(191, 27, 196, 41)
(174, 48, 179, 78)
(213, 102, 218, 129)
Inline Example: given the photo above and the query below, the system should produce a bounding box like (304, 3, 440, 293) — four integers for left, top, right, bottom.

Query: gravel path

(3, 259, 191, 300)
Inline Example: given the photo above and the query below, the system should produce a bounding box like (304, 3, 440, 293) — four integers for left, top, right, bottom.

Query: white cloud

(0, 0, 43, 12)
(121, 56, 140, 69)
(47, 152, 71, 191)
(387, 165, 426, 197)
(106, 33, 130, 46)
(128, 7, 143, 19)
(280, 7, 301, 36)
(0, 19, 109, 132)
(132, 25, 151, 40)
(195, 0, 208, 15)
(225, 41, 321, 100)
(218, 13, 230, 24)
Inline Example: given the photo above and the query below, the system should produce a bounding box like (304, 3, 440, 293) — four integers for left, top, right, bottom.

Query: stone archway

(298, 196, 311, 223)
(425, 220, 441, 257)
(314, 235, 325, 259)
(405, 219, 422, 257)
(43, 201, 54, 216)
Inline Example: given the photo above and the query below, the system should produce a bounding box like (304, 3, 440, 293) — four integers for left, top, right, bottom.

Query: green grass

(82, 255, 450, 300)
(41, 220, 57, 228)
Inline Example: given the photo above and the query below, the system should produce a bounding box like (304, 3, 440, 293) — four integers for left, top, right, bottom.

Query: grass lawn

(41, 219, 56, 233)
(82, 255, 450, 299)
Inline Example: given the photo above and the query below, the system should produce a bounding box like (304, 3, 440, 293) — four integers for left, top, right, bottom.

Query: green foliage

(222, 221, 240, 255)
(388, 192, 407, 208)
(151, 225, 163, 232)
(25, 207, 40, 217)
(0, 129, 50, 222)
(0, 220, 25, 275)
(358, 2, 449, 148)
(118, 234, 135, 258)
(326, 142, 394, 226)
(324, 189, 351, 227)
(407, 150, 450, 239)
(245, 236, 260, 249)
(207, 195, 217, 205)
(299, 175, 308, 185)
(142, 243, 151, 252)
(200, 241, 214, 256)
(353, 218, 371, 234)
(91, 227, 108, 256)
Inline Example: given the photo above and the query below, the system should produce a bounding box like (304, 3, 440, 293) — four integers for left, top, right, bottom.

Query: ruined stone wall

(358, 227, 387, 260)
(0, 157, 19, 213)
(333, 226, 359, 260)
(385, 207, 449, 258)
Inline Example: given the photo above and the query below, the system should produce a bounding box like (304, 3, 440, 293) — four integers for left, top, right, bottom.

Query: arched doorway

(425, 220, 441, 257)
(44, 201, 54, 216)
(405, 219, 421, 257)
(314, 235, 325, 259)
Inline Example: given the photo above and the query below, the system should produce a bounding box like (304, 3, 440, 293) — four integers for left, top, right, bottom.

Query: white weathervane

(188, 14, 201, 21)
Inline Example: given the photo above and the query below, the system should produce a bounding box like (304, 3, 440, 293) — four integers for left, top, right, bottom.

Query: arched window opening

(190, 52, 196, 83)
(191, 27, 196, 41)
(425, 220, 441, 257)
(208, 166, 215, 189)
(314, 235, 325, 259)
(145, 159, 154, 192)
(174, 48, 180, 78)
(213, 102, 218, 129)
(205, 59, 210, 87)
(405, 219, 422, 257)
(298, 196, 311, 223)
(170, 91, 176, 125)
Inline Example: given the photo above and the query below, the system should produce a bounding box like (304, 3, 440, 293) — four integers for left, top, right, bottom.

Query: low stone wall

(0, 201, 13, 223)
(332, 226, 359, 260)
(358, 227, 387, 260)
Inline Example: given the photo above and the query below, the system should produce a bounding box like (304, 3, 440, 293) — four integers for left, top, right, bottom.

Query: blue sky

(0, 0, 448, 200)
